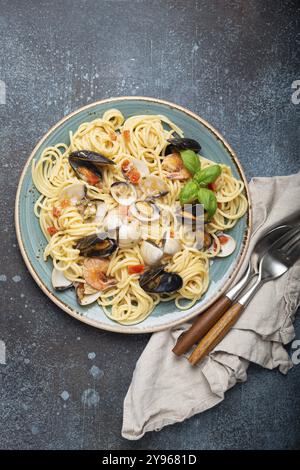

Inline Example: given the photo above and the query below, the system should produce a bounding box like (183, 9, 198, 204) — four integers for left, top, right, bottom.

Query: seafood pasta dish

(32, 109, 247, 325)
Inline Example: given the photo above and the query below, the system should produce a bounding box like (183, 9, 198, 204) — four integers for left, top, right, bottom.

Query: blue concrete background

(0, 0, 299, 449)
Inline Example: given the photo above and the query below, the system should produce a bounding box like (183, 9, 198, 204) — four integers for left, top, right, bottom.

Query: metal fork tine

(285, 237, 300, 257)
(281, 229, 300, 255)
(276, 226, 300, 250)
(283, 232, 300, 255)
(286, 241, 300, 263)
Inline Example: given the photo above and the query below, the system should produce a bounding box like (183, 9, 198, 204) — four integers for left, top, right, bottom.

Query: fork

(188, 226, 300, 366)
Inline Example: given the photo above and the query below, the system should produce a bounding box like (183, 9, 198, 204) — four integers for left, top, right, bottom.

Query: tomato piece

(61, 198, 70, 208)
(121, 159, 140, 183)
(219, 235, 229, 245)
(109, 131, 117, 141)
(128, 265, 145, 275)
(128, 169, 140, 184)
(208, 182, 217, 191)
(123, 130, 130, 142)
(52, 207, 61, 218)
(121, 159, 131, 173)
(47, 226, 58, 236)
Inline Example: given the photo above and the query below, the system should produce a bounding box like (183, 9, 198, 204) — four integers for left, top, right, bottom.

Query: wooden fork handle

(172, 295, 232, 356)
(188, 302, 244, 366)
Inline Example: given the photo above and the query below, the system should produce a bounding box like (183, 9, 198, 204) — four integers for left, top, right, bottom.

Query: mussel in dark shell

(75, 233, 117, 257)
(69, 159, 102, 186)
(166, 137, 201, 154)
(69, 150, 115, 166)
(139, 266, 183, 294)
(69, 150, 115, 186)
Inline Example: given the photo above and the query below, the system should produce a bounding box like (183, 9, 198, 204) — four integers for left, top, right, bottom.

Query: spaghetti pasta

(32, 109, 247, 325)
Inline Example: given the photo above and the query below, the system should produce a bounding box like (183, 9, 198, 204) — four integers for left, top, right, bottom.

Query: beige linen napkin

(122, 172, 300, 440)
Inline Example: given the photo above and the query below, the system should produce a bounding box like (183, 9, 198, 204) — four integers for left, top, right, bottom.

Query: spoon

(172, 224, 293, 356)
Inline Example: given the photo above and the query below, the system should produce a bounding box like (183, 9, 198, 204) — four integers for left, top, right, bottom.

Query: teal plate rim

(15, 96, 252, 334)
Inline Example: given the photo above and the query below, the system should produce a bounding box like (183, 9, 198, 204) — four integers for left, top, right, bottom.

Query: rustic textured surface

(0, 0, 300, 450)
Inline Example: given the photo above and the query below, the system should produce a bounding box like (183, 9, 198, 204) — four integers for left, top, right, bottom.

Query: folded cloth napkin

(122, 172, 300, 440)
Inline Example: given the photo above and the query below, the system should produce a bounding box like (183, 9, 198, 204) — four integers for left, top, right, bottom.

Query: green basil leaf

(198, 187, 217, 219)
(179, 180, 199, 205)
(180, 149, 201, 175)
(194, 165, 221, 186)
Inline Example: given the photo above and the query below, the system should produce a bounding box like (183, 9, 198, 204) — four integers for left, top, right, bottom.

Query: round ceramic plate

(15, 97, 251, 333)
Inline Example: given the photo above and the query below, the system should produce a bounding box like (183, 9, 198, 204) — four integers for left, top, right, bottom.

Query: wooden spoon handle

(188, 302, 244, 366)
(172, 295, 232, 356)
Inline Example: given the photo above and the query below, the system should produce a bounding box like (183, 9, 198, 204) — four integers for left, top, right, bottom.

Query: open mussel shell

(130, 201, 160, 223)
(139, 266, 183, 294)
(162, 234, 181, 256)
(60, 182, 87, 203)
(215, 233, 236, 257)
(121, 157, 150, 179)
(139, 265, 165, 287)
(166, 137, 201, 154)
(139, 175, 169, 200)
(76, 198, 99, 221)
(75, 233, 117, 257)
(69, 150, 115, 167)
(140, 240, 163, 266)
(118, 221, 142, 248)
(110, 181, 137, 206)
(75, 283, 101, 306)
(69, 150, 115, 184)
(69, 157, 103, 183)
(51, 267, 73, 291)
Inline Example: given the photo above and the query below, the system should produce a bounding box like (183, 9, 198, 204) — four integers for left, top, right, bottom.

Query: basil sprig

(194, 165, 221, 186)
(179, 161, 221, 218)
(180, 149, 201, 175)
(197, 187, 217, 219)
(179, 180, 199, 204)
